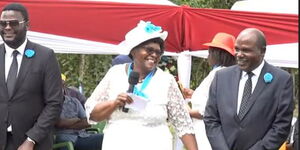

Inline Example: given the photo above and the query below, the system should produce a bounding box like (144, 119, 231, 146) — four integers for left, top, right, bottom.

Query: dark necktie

(238, 72, 254, 119)
(7, 50, 19, 98)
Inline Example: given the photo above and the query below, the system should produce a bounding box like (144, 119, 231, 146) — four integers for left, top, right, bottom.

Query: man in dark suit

(0, 3, 63, 150)
(204, 28, 294, 150)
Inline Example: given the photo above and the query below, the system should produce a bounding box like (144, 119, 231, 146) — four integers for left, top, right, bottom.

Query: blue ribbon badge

(264, 72, 273, 83)
(24, 49, 35, 58)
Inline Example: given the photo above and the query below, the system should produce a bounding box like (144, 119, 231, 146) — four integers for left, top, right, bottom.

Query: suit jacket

(204, 62, 294, 150)
(0, 40, 63, 150)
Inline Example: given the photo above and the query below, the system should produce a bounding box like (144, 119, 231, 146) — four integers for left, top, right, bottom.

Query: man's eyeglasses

(0, 20, 26, 29)
(143, 46, 164, 56)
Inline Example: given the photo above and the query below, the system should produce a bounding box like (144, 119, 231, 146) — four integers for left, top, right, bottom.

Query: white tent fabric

(27, 31, 119, 55)
(189, 43, 299, 68)
(231, 0, 298, 15)
(230, 0, 298, 68)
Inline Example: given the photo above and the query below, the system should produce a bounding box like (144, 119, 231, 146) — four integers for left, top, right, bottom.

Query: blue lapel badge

(264, 72, 273, 83)
(24, 49, 35, 58)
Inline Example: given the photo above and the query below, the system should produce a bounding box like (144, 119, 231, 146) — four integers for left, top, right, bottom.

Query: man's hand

(183, 88, 194, 99)
(17, 139, 34, 150)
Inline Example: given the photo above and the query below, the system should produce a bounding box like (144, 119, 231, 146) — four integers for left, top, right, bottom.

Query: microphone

(122, 71, 140, 112)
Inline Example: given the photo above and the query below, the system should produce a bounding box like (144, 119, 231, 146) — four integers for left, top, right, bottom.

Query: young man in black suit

(0, 3, 63, 150)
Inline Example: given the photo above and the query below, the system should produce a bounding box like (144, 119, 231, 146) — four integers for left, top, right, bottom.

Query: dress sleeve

(85, 68, 112, 124)
(167, 77, 194, 137)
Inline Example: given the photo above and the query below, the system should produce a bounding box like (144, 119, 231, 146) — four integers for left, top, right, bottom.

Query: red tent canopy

(0, 0, 298, 53)
(182, 7, 298, 51)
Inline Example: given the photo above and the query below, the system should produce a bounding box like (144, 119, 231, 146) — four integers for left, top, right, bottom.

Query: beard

(1, 30, 27, 49)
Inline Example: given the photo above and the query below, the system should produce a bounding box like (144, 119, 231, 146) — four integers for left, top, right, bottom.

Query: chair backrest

(53, 141, 74, 150)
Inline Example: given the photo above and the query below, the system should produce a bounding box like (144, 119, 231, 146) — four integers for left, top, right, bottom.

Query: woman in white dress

(184, 32, 236, 150)
(85, 20, 198, 150)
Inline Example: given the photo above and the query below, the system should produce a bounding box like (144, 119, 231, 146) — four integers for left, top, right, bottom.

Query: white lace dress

(85, 64, 194, 150)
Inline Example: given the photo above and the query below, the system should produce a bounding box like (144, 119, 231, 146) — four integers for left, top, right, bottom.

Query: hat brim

(118, 31, 168, 55)
(203, 42, 235, 56)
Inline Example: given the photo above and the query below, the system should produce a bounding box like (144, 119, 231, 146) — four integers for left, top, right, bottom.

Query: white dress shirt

(237, 60, 265, 114)
(4, 39, 28, 81)
(5, 39, 27, 132)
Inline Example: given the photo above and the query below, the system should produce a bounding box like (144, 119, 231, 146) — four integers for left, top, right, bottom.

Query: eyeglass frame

(0, 20, 26, 29)
(142, 46, 164, 56)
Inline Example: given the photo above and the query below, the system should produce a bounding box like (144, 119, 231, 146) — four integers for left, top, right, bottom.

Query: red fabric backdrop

(0, 0, 298, 53)
(182, 7, 298, 51)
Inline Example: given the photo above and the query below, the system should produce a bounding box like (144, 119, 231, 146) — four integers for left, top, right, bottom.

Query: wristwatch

(27, 137, 36, 144)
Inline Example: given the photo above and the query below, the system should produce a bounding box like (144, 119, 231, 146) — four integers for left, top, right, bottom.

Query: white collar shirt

(4, 39, 28, 81)
(237, 60, 265, 114)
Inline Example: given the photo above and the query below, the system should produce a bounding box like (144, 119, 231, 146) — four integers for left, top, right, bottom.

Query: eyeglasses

(0, 20, 26, 29)
(143, 46, 164, 56)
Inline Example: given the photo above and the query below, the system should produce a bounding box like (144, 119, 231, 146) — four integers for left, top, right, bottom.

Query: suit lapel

(13, 41, 35, 96)
(239, 63, 269, 120)
(231, 66, 242, 122)
(0, 44, 8, 97)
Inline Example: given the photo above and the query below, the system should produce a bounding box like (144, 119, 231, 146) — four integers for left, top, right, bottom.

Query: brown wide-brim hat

(203, 32, 236, 56)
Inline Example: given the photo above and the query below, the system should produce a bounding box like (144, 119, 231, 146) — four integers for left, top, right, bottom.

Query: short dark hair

(209, 47, 236, 67)
(2, 3, 29, 21)
(129, 37, 165, 59)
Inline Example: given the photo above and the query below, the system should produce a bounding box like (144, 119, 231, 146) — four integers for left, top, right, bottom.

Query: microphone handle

(122, 84, 134, 113)
(122, 106, 129, 113)
(127, 84, 134, 93)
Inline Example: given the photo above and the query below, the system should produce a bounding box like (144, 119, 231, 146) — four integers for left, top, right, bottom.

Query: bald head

(237, 28, 266, 53)
(235, 28, 267, 72)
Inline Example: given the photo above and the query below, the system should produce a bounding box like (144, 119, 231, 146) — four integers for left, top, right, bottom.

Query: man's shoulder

(217, 65, 239, 75)
(28, 40, 54, 53)
(264, 62, 291, 78)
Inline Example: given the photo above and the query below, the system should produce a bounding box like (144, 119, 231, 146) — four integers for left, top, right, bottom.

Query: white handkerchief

(126, 93, 149, 111)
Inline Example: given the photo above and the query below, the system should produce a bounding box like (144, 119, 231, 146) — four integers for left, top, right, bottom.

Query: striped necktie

(238, 72, 254, 119)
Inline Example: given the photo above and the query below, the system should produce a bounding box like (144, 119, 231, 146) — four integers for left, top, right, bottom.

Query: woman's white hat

(118, 20, 168, 55)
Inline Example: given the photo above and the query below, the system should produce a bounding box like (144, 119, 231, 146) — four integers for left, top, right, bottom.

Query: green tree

(171, 0, 236, 9)
(57, 54, 112, 97)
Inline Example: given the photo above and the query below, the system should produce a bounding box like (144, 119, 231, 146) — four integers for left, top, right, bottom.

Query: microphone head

(129, 71, 140, 85)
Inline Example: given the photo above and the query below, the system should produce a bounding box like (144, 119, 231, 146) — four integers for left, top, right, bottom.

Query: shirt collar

(242, 60, 265, 77)
(4, 39, 28, 56)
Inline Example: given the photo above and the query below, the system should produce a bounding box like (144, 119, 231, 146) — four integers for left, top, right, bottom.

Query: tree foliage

(57, 54, 112, 97)
(171, 0, 236, 9)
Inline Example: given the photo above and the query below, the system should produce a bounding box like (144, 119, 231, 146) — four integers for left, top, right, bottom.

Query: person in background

(0, 3, 63, 150)
(55, 74, 103, 150)
(85, 20, 198, 150)
(204, 28, 294, 150)
(111, 54, 132, 66)
(183, 32, 236, 150)
(61, 74, 87, 107)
